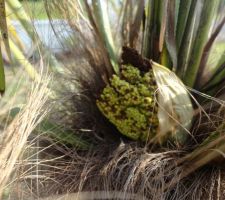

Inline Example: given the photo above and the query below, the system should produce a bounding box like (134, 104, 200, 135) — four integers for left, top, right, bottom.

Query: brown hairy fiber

(121, 46, 151, 72)
(17, 141, 225, 200)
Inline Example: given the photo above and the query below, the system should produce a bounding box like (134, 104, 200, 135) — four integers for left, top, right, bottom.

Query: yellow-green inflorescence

(97, 65, 158, 141)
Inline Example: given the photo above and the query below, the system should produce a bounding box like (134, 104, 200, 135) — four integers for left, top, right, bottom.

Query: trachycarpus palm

(15, 0, 225, 199)
(73, 0, 225, 152)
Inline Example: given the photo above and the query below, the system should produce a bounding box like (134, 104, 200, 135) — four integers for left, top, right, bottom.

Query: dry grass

(0, 74, 50, 198)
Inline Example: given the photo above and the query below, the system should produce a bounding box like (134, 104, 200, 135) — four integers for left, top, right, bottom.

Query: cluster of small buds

(97, 65, 158, 141)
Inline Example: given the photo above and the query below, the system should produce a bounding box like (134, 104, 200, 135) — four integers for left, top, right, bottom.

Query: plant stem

(176, 0, 198, 79)
(183, 0, 219, 87)
(0, 46, 5, 94)
(176, 0, 192, 50)
(92, 0, 118, 74)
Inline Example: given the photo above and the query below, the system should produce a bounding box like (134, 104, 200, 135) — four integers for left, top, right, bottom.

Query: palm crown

(1, 0, 225, 199)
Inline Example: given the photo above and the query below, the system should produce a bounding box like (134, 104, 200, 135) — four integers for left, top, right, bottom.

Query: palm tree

(3, 0, 225, 199)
